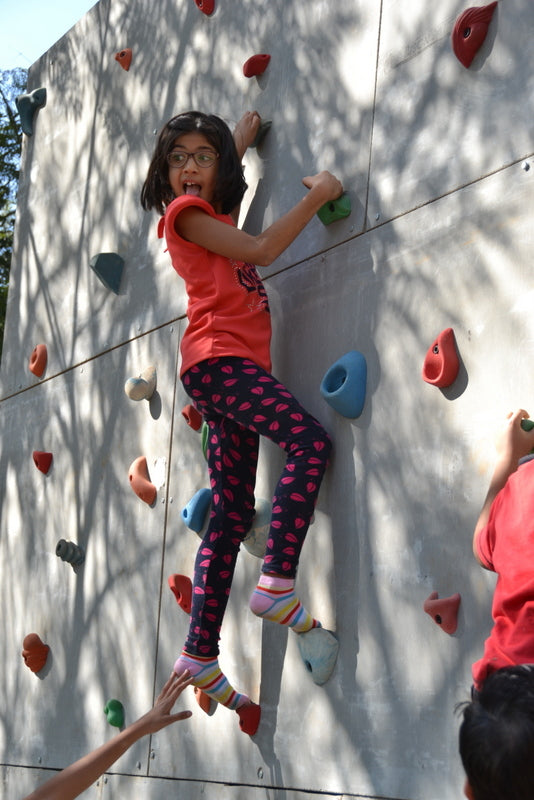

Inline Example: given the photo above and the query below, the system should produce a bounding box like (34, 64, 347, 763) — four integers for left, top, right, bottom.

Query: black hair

(140, 111, 248, 216)
(458, 665, 534, 800)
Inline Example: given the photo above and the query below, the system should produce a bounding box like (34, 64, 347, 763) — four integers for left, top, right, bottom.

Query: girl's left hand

(233, 111, 262, 157)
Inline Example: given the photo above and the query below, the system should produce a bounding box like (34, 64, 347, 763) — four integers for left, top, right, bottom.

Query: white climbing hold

(124, 366, 157, 401)
(243, 498, 271, 558)
(297, 627, 339, 685)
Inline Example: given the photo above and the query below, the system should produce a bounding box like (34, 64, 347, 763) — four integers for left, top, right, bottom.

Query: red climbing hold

(181, 404, 203, 431)
(237, 702, 261, 735)
(424, 591, 461, 635)
(29, 344, 47, 377)
(128, 456, 157, 505)
(168, 574, 192, 614)
(243, 54, 271, 78)
(157, 216, 165, 239)
(115, 48, 132, 71)
(33, 451, 53, 474)
(22, 633, 50, 673)
(422, 328, 460, 388)
(193, 0, 215, 15)
(451, 2, 498, 68)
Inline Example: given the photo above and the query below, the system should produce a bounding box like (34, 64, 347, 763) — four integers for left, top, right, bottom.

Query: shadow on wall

(0, 0, 531, 797)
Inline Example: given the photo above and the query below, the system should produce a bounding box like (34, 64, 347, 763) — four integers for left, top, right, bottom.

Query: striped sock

(174, 652, 249, 710)
(249, 575, 320, 633)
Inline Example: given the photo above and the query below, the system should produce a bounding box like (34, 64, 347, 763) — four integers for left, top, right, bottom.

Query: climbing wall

(1, 0, 533, 798)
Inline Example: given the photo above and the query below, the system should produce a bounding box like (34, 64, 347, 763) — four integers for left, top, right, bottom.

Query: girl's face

(167, 132, 219, 207)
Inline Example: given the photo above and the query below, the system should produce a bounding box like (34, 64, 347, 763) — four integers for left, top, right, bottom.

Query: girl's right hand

(302, 171, 344, 204)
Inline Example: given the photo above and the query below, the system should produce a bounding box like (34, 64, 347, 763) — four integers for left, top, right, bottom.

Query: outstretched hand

(137, 670, 193, 734)
(495, 409, 534, 466)
(302, 171, 344, 205)
(233, 111, 262, 159)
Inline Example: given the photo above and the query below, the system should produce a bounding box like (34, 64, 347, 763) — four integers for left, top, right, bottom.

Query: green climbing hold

(90, 252, 124, 295)
(201, 420, 209, 461)
(104, 698, 125, 728)
(317, 193, 351, 226)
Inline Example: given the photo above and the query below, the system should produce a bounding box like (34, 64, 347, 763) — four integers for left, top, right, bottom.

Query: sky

(0, 0, 97, 71)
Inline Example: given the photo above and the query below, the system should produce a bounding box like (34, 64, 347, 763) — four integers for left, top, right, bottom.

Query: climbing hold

(181, 404, 203, 431)
(237, 702, 261, 736)
(181, 488, 211, 534)
(201, 420, 209, 460)
(168, 574, 192, 614)
(243, 54, 271, 78)
(451, 2, 498, 68)
(297, 627, 339, 685)
(124, 366, 157, 401)
(243, 498, 271, 558)
(250, 120, 272, 149)
(115, 48, 132, 71)
(28, 344, 47, 377)
(317, 193, 352, 226)
(104, 699, 125, 728)
(422, 327, 460, 388)
(32, 451, 53, 474)
(89, 252, 124, 295)
(320, 350, 367, 418)
(56, 539, 85, 567)
(423, 591, 461, 635)
(22, 633, 50, 674)
(16, 88, 47, 136)
(128, 456, 157, 505)
(521, 419, 534, 432)
(194, 687, 214, 714)
(193, 0, 214, 15)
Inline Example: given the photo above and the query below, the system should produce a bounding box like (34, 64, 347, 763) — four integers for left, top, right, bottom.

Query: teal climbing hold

(320, 350, 367, 418)
(104, 699, 124, 728)
(521, 419, 534, 432)
(250, 120, 272, 149)
(243, 498, 271, 558)
(90, 252, 124, 294)
(181, 488, 211, 534)
(297, 627, 339, 685)
(317, 193, 351, 226)
(16, 88, 47, 136)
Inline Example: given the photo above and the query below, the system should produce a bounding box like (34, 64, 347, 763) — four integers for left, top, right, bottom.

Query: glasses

(167, 150, 219, 169)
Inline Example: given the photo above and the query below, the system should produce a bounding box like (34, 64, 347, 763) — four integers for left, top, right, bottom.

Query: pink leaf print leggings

(182, 357, 332, 657)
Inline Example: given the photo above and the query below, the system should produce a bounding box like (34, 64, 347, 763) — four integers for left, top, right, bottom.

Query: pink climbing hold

(22, 633, 50, 673)
(243, 54, 271, 78)
(451, 2, 498, 68)
(28, 344, 47, 377)
(168, 574, 192, 614)
(32, 451, 53, 474)
(422, 327, 460, 388)
(128, 456, 157, 505)
(424, 591, 461, 635)
(115, 48, 132, 71)
(193, 0, 215, 15)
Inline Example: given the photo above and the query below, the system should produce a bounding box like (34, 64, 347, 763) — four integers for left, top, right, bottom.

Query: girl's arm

(176, 170, 344, 267)
(22, 672, 192, 800)
(472, 409, 534, 563)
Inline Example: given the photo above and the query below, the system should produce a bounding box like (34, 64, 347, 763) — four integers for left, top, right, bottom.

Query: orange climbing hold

(237, 702, 261, 735)
(128, 456, 157, 505)
(115, 48, 132, 71)
(424, 591, 461, 635)
(168, 574, 192, 614)
(32, 451, 53, 474)
(243, 54, 271, 78)
(181, 404, 203, 431)
(22, 633, 50, 673)
(29, 344, 47, 377)
(194, 687, 213, 714)
(422, 327, 460, 388)
(193, 0, 215, 15)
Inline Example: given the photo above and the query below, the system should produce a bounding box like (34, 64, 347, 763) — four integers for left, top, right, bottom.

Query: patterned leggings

(181, 357, 332, 657)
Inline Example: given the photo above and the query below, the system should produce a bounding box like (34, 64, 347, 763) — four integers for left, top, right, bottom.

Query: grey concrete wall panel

(2, 0, 534, 799)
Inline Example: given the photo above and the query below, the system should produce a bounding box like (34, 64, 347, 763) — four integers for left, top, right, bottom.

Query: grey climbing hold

(297, 627, 339, 685)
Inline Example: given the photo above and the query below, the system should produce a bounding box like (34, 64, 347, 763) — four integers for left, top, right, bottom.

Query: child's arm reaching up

(473, 409, 534, 563)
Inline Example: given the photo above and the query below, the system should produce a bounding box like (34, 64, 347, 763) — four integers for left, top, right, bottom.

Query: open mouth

(184, 182, 201, 196)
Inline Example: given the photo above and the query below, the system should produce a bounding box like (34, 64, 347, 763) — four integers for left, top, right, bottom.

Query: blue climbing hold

(90, 252, 124, 295)
(320, 350, 367, 418)
(16, 88, 47, 136)
(181, 488, 212, 534)
(297, 627, 339, 685)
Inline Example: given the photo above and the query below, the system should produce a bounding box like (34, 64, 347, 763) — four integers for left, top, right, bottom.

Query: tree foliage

(0, 68, 27, 357)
